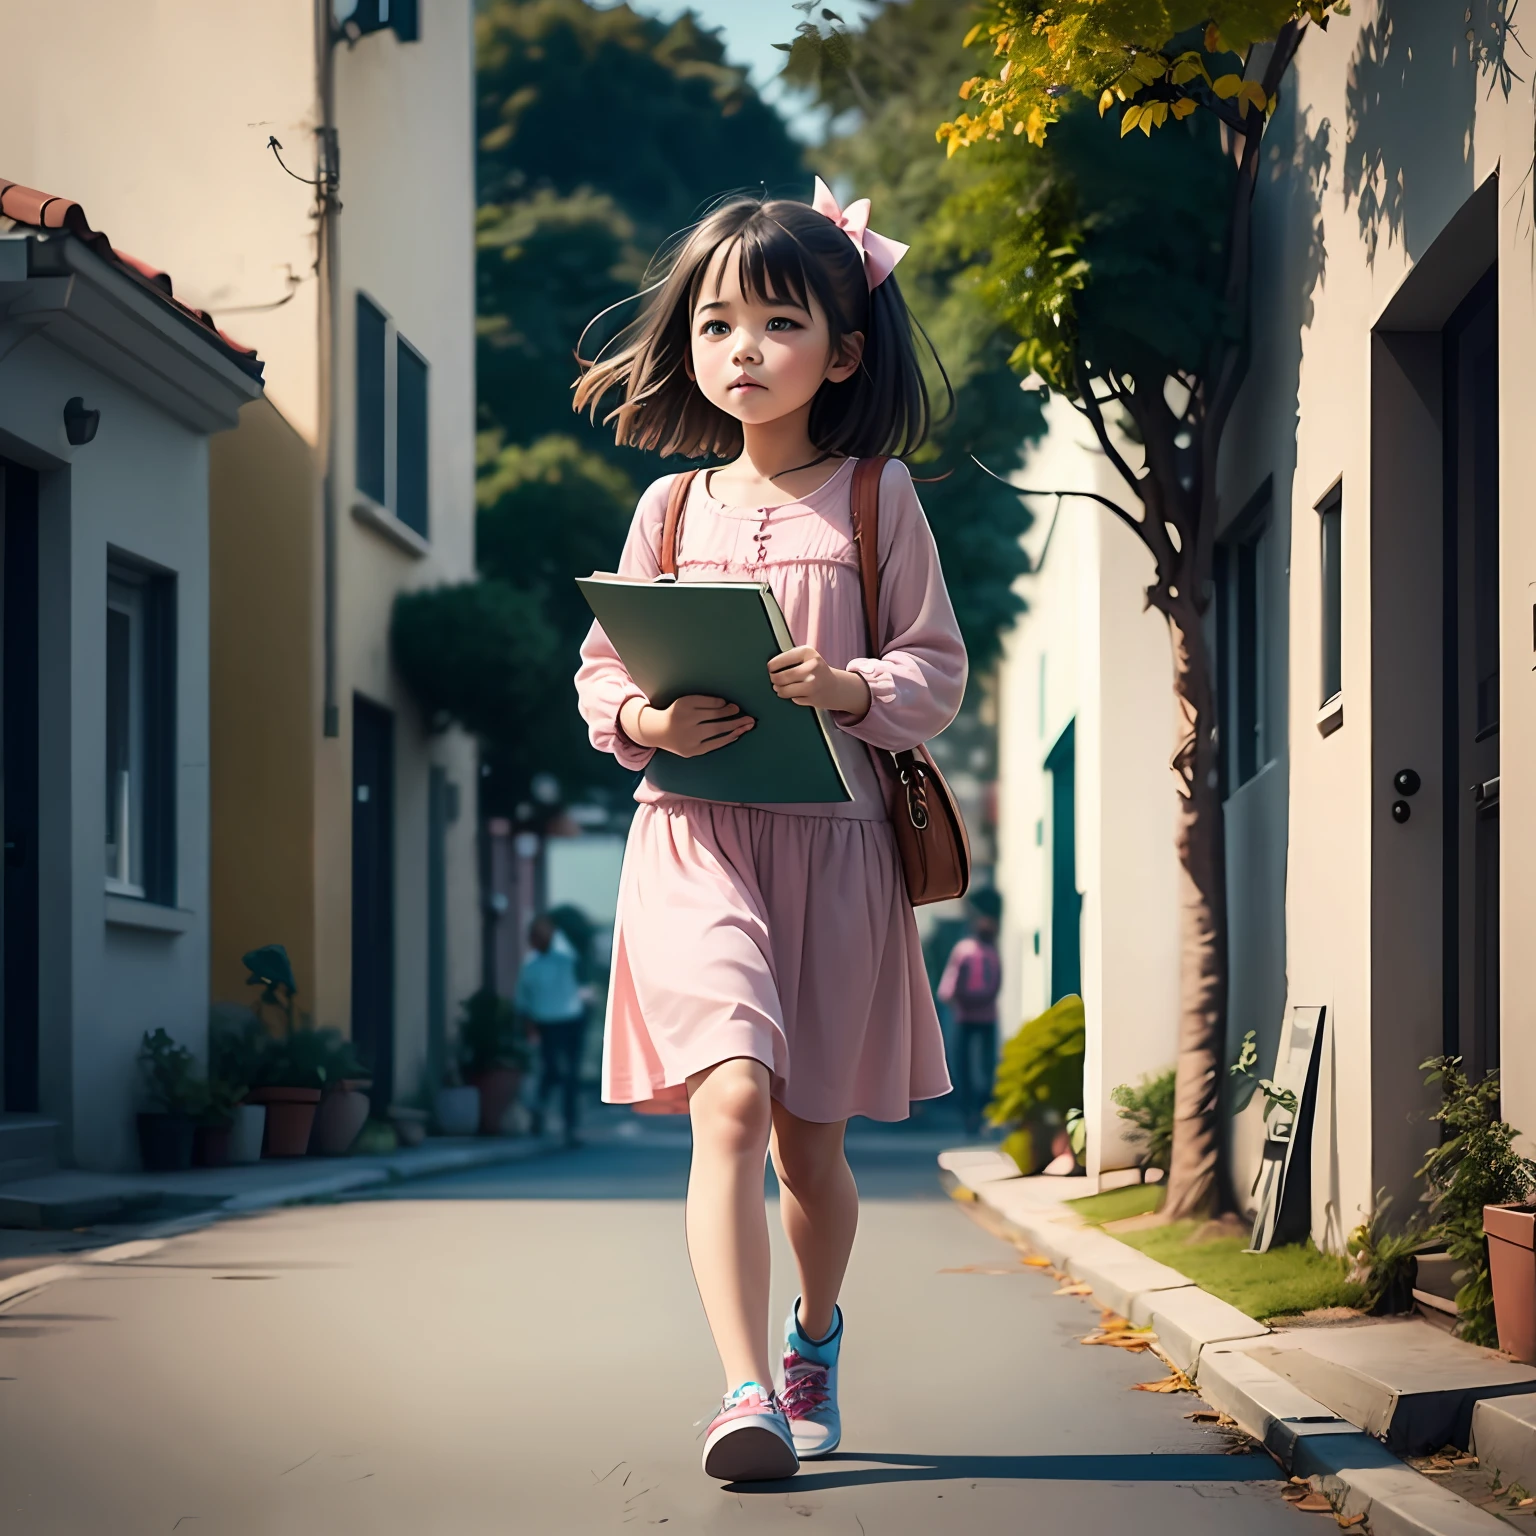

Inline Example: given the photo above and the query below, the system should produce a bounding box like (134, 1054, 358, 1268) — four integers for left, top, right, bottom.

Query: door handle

(1473, 776, 1500, 805)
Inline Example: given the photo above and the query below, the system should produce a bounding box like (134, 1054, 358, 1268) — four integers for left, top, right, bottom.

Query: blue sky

(598, 1, 877, 142)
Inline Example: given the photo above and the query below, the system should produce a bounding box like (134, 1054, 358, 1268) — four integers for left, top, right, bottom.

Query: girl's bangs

(691, 216, 818, 320)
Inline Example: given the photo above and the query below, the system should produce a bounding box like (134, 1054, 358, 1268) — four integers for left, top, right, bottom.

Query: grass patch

(1065, 1183, 1165, 1225)
(1113, 1221, 1365, 1321)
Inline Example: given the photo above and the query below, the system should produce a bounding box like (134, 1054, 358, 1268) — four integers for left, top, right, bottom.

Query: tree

(927, 0, 1348, 1218)
(786, 0, 1045, 669)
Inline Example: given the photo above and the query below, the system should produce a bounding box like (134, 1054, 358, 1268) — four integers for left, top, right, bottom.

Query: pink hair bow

(811, 175, 909, 292)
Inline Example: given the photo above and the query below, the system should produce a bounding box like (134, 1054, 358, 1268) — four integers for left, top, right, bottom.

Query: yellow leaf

(959, 78, 975, 100)
(1240, 81, 1269, 112)
(1171, 55, 1207, 86)
(1128, 52, 1167, 85)
(1120, 104, 1143, 136)
(963, 22, 985, 47)
(1013, 120, 1025, 135)
(1020, 1254, 1053, 1267)
(1139, 101, 1167, 136)
(1212, 73, 1243, 98)
(1171, 97, 1198, 119)
(1099, 89, 1115, 116)
(988, 108, 1005, 132)
(1025, 105, 1047, 146)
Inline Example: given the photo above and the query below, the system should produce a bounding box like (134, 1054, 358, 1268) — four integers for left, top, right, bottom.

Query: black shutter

(356, 293, 387, 504)
(396, 337, 429, 537)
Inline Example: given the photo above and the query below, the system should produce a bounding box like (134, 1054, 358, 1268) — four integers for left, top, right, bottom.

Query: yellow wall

(208, 399, 321, 1010)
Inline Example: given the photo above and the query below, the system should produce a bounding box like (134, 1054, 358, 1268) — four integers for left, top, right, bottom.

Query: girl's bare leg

(685, 1057, 775, 1393)
(769, 1105, 857, 1341)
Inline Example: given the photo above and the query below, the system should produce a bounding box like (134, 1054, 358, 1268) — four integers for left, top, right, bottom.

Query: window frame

(104, 556, 176, 905)
(1214, 479, 1274, 799)
(354, 289, 430, 542)
(1318, 478, 1343, 708)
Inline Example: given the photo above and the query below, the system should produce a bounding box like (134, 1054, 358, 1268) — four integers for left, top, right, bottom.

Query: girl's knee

(691, 1062, 772, 1154)
(772, 1137, 848, 1198)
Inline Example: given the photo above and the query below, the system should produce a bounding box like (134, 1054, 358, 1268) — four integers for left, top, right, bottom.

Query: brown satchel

(659, 462, 970, 906)
(849, 457, 971, 906)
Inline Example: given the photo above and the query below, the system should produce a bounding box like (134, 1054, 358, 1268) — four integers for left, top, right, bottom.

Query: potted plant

(1417, 1056, 1536, 1353)
(433, 1059, 480, 1138)
(239, 946, 327, 1157)
(456, 988, 530, 1135)
(310, 1035, 373, 1157)
(192, 1075, 248, 1168)
(1346, 1192, 1427, 1316)
(136, 1028, 205, 1172)
(210, 1005, 268, 1164)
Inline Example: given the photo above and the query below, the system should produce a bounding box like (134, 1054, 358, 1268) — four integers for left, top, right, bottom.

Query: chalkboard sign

(1247, 1005, 1326, 1254)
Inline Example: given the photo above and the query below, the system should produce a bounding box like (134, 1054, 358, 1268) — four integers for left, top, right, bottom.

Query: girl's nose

(730, 329, 762, 367)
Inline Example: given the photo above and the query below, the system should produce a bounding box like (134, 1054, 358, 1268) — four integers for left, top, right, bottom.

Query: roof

(0, 178, 264, 382)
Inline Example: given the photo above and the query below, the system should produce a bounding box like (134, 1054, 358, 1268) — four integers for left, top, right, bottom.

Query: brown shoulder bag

(850, 457, 971, 907)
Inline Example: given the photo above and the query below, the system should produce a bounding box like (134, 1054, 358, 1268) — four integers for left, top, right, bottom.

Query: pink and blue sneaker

(701, 1380, 799, 1482)
(781, 1298, 842, 1458)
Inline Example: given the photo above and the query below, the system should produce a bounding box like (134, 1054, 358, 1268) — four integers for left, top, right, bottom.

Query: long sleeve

(830, 459, 968, 752)
(936, 938, 968, 1005)
(573, 477, 674, 771)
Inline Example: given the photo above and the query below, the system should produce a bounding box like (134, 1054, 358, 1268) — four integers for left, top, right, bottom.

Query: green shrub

(456, 988, 530, 1076)
(1419, 1056, 1536, 1346)
(1110, 1067, 1176, 1176)
(987, 995, 1084, 1172)
(1346, 1191, 1428, 1316)
(137, 1029, 206, 1117)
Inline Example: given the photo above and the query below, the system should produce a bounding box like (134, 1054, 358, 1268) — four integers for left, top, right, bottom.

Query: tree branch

(1012, 486, 1148, 546)
(1074, 357, 1145, 503)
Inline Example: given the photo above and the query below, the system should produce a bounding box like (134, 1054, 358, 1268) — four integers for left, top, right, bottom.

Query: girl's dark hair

(573, 190, 942, 460)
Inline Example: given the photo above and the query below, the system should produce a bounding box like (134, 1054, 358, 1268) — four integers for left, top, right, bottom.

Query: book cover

(577, 574, 854, 804)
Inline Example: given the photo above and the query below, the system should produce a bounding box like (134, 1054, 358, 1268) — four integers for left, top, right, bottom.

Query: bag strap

(850, 456, 888, 653)
(659, 469, 700, 576)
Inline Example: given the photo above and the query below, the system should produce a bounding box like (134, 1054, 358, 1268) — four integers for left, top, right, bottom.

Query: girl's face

(688, 243, 863, 429)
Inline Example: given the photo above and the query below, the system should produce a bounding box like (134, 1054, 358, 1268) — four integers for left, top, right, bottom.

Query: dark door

(1443, 268, 1500, 1081)
(351, 696, 395, 1108)
(2, 461, 40, 1114)
(1046, 719, 1082, 1003)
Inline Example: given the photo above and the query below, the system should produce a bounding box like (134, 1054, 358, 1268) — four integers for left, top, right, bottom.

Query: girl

(573, 179, 966, 1482)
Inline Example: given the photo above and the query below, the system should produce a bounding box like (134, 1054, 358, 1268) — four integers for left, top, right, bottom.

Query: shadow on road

(729, 1449, 1281, 1492)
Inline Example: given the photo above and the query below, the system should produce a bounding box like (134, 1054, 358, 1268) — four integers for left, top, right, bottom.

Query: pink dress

(574, 457, 966, 1122)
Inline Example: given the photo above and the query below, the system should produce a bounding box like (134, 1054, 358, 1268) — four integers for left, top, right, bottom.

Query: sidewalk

(0, 1134, 553, 1295)
(941, 1147, 1536, 1536)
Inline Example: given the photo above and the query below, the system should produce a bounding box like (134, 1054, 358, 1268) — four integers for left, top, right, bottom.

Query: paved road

(0, 1113, 1302, 1533)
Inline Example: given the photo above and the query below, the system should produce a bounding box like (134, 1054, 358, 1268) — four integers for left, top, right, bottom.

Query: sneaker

(781, 1299, 842, 1458)
(701, 1381, 799, 1482)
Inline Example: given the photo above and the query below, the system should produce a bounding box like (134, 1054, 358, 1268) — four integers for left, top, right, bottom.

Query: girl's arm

(574, 479, 670, 770)
(830, 459, 969, 751)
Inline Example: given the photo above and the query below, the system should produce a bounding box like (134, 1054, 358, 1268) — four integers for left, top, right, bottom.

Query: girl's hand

(620, 695, 754, 758)
(768, 646, 871, 719)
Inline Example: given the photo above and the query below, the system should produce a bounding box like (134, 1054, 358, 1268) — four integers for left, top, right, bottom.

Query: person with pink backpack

(937, 905, 1003, 1135)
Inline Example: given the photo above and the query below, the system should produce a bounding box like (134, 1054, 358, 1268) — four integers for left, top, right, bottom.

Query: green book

(577, 573, 854, 804)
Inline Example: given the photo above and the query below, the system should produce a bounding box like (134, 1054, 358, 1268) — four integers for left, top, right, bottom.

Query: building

(0, 0, 481, 1166)
(0, 186, 263, 1175)
(999, 0, 1534, 1244)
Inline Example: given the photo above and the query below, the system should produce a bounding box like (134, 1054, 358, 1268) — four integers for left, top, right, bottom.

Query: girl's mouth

(728, 377, 765, 392)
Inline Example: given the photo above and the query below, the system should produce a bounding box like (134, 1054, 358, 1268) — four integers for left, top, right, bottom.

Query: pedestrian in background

(573, 180, 963, 1480)
(516, 915, 589, 1148)
(937, 906, 1002, 1137)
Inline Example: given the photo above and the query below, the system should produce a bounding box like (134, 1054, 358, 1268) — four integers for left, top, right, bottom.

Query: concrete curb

(942, 1148, 1511, 1536)
(0, 1136, 553, 1306)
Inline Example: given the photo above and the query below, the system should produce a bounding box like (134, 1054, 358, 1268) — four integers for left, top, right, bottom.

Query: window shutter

(356, 294, 387, 505)
(396, 337, 429, 537)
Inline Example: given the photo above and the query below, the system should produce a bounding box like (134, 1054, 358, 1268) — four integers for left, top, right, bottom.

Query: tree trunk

(1160, 602, 1229, 1219)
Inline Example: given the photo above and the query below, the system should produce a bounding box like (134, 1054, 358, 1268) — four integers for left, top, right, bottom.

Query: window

(105, 562, 176, 902)
(355, 291, 430, 539)
(1318, 481, 1342, 705)
(1215, 485, 1273, 795)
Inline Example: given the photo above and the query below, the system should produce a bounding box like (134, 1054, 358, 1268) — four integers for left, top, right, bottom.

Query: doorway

(1045, 719, 1082, 1003)
(2, 460, 40, 1114)
(351, 696, 395, 1109)
(1443, 268, 1500, 1080)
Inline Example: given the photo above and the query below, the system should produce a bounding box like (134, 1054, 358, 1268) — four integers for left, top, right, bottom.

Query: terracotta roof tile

(0, 178, 264, 380)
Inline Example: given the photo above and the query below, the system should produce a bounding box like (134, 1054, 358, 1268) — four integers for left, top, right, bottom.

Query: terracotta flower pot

(466, 1067, 522, 1136)
(137, 1112, 196, 1172)
(1485, 1203, 1536, 1362)
(192, 1123, 234, 1168)
(249, 1086, 322, 1158)
(310, 1080, 373, 1157)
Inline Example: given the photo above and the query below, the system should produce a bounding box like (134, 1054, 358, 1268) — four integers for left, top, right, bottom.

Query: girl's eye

(701, 320, 729, 337)
(766, 317, 800, 332)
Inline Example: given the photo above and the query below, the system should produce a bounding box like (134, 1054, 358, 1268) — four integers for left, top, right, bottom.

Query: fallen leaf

(1336, 1515, 1366, 1528)
(1132, 1372, 1194, 1393)
(1080, 1331, 1155, 1351)
(1452, 1456, 1480, 1468)
(938, 1265, 1015, 1275)
(1294, 1492, 1333, 1512)
(1418, 1466, 1454, 1476)
(1518, 1497, 1535, 1507)
(1055, 1283, 1094, 1296)
(1020, 1255, 1053, 1268)
(949, 1186, 979, 1203)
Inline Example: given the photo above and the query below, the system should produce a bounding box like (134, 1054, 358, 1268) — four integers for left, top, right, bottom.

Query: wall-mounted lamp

(63, 396, 100, 446)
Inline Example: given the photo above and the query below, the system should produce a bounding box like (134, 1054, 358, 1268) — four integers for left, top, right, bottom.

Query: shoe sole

(792, 1429, 840, 1459)
(702, 1420, 800, 1482)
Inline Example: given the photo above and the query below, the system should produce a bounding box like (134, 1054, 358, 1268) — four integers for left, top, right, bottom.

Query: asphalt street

(0, 1111, 1306, 1534)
